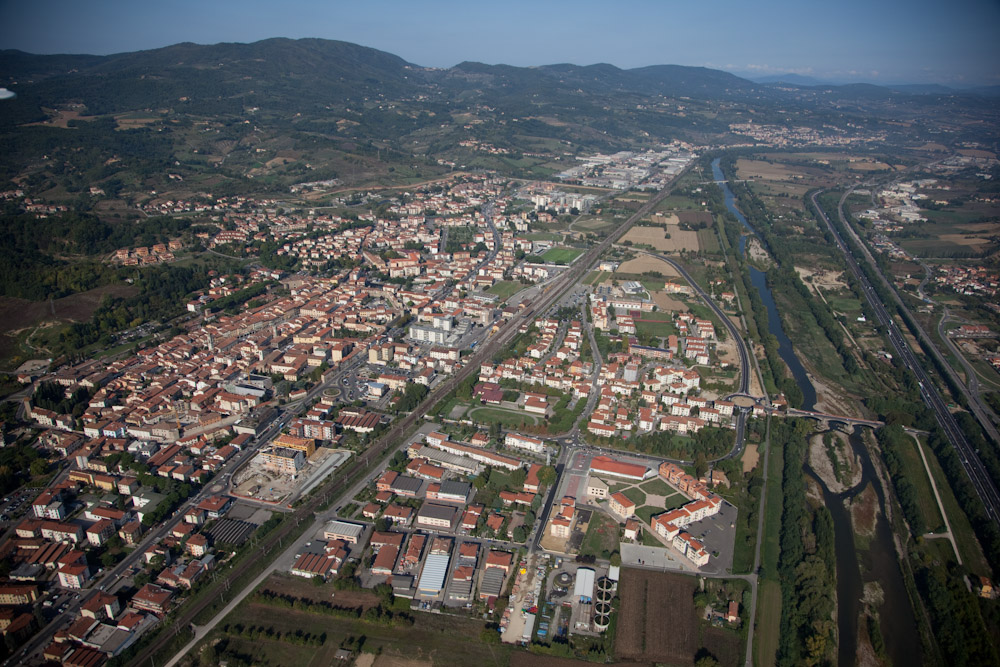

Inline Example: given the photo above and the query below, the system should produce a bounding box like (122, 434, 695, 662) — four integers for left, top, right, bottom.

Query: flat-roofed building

(504, 433, 545, 454)
(257, 447, 305, 474)
(417, 552, 451, 595)
(587, 476, 609, 499)
(416, 503, 459, 530)
(272, 434, 317, 458)
(323, 519, 364, 544)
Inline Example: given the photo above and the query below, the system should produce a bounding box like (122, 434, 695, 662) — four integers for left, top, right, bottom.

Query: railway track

(130, 168, 688, 665)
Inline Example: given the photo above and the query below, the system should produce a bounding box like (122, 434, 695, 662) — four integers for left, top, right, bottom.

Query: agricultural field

(614, 569, 744, 666)
(0, 284, 140, 369)
(615, 569, 698, 663)
(649, 292, 688, 313)
(621, 226, 700, 253)
(196, 591, 509, 667)
(735, 158, 806, 182)
(615, 255, 680, 277)
(541, 247, 584, 264)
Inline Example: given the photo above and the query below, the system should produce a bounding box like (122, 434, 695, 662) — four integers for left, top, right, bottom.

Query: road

(146, 164, 694, 667)
(8, 409, 286, 666)
(938, 307, 1000, 428)
(643, 251, 753, 462)
(642, 252, 751, 396)
(810, 188, 1000, 526)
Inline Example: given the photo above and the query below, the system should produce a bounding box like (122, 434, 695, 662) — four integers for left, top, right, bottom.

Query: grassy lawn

(584, 270, 608, 286)
(898, 435, 945, 532)
(466, 406, 539, 428)
(580, 510, 621, 559)
(755, 580, 782, 667)
(622, 487, 647, 506)
(635, 319, 678, 339)
(523, 232, 564, 241)
(636, 505, 663, 526)
(641, 529, 664, 547)
(486, 280, 525, 301)
(922, 436, 990, 573)
(541, 247, 584, 265)
(639, 478, 672, 496)
(661, 492, 688, 510)
(606, 481, 629, 494)
(760, 434, 783, 579)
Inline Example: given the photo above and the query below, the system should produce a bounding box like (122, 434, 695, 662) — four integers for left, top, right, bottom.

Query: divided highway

(810, 189, 1000, 526)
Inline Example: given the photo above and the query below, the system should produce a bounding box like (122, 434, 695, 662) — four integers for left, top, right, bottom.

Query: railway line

(131, 169, 690, 665)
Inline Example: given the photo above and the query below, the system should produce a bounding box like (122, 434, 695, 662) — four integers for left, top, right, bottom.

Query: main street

(143, 165, 694, 666)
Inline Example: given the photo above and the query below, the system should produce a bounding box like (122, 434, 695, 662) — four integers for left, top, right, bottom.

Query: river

(806, 426, 921, 667)
(711, 159, 919, 666)
(711, 158, 817, 410)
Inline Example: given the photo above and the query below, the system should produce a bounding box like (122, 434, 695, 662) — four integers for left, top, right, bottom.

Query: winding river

(711, 158, 816, 410)
(712, 158, 919, 666)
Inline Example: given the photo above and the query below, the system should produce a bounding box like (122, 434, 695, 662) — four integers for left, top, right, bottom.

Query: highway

(810, 188, 1000, 526)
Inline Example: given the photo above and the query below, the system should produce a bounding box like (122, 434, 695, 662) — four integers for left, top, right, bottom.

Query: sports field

(541, 247, 584, 264)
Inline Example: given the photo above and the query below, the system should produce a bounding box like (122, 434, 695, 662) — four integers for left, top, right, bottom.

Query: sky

(1, 0, 998, 86)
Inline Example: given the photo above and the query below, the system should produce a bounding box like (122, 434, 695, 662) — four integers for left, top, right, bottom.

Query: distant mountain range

(0, 37, 996, 192)
(3, 36, 997, 120)
(743, 72, 1000, 97)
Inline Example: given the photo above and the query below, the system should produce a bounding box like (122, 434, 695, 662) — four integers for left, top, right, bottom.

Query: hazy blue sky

(2, 0, 998, 85)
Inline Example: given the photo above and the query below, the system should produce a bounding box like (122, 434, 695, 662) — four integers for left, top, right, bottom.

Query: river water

(711, 159, 919, 666)
(805, 427, 921, 667)
(710, 158, 816, 410)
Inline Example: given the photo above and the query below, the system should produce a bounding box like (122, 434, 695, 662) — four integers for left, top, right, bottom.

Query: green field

(580, 510, 621, 559)
(638, 478, 672, 496)
(697, 228, 721, 254)
(898, 435, 945, 532)
(654, 195, 701, 212)
(522, 232, 564, 241)
(760, 436, 783, 577)
(622, 487, 647, 506)
(486, 280, 525, 301)
(755, 580, 782, 667)
(661, 492, 688, 509)
(574, 216, 616, 232)
(204, 593, 510, 667)
(584, 270, 608, 286)
(541, 247, 584, 264)
(635, 319, 677, 339)
(922, 436, 989, 572)
(466, 405, 539, 427)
